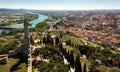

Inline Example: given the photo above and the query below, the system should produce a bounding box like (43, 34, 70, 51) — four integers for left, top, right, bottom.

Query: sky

(0, 0, 120, 10)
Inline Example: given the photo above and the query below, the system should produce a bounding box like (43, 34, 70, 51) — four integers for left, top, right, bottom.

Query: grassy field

(0, 58, 18, 72)
(63, 45, 80, 58)
(0, 58, 27, 72)
(80, 57, 90, 72)
(0, 36, 15, 45)
(13, 62, 27, 72)
(96, 65, 120, 72)
(62, 35, 84, 45)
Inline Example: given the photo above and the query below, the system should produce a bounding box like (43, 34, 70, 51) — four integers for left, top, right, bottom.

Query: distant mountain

(0, 8, 120, 13)
(0, 8, 25, 12)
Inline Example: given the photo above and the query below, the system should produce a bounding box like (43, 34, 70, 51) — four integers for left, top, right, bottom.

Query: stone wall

(0, 55, 7, 64)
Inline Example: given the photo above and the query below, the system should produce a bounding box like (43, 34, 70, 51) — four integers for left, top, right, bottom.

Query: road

(79, 38, 87, 45)
(27, 45, 32, 72)
(59, 50, 75, 72)
(80, 38, 120, 54)
(27, 20, 54, 72)
(27, 45, 42, 72)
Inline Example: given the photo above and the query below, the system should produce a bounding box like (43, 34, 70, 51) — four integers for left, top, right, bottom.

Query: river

(0, 14, 48, 33)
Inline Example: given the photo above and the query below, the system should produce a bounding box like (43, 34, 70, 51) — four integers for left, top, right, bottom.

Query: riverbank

(0, 14, 48, 33)
(0, 12, 38, 26)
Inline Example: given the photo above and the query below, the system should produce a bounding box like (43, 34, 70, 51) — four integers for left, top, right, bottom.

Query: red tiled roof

(116, 48, 120, 51)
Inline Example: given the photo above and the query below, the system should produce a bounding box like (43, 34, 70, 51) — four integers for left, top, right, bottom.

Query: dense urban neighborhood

(46, 11, 120, 51)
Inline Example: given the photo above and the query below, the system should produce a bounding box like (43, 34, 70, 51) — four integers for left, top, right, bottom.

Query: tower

(8, 19, 30, 63)
(23, 19, 30, 54)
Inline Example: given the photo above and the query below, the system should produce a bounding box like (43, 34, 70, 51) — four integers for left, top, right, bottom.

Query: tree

(101, 48, 112, 57)
(66, 51, 70, 62)
(35, 22, 50, 32)
(60, 34, 63, 38)
(66, 40, 69, 45)
(1, 30, 8, 36)
(30, 35, 34, 45)
(75, 54, 82, 72)
(70, 51, 74, 68)
(68, 39, 71, 45)
(37, 62, 51, 72)
(43, 36, 46, 44)
(100, 56, 108, 65)
(79, 45, 84, 55)
(50, 37, 54, 45)
(46, 34, 51, 44)
(83, 63, 87, 72)
(0, 40, 17, 54)
(111, 54, 120, 67)
(55, 36, 59, 45)
(59, 42, 63, 51)
(89, 61, 96, 72)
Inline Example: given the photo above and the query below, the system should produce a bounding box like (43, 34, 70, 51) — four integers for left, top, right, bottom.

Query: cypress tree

(68, 39, 71, 45)
(59, 42, 63, 51)
(70, 51, 74, 68)
(66, 51, 70, 61)
(50, 38, 54, 45)
(30, 35, 34, 45)
(66, 40, 69, 45)
(43, 36, 46, 44)
(75, 54, 82, 72)
(83, 63, 86, 72)
(46, 34, 51, 44)
(55, 36, 59, 45)
(60, 34, 63, 38)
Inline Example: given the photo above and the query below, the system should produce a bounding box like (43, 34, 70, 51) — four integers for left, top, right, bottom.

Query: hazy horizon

(0, 0, 120, 10)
